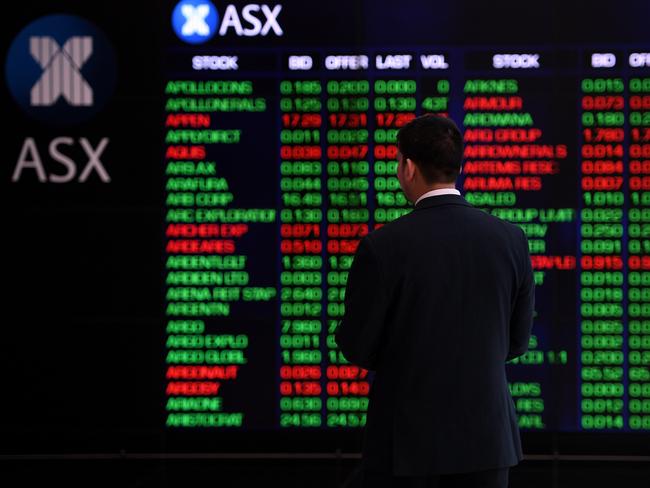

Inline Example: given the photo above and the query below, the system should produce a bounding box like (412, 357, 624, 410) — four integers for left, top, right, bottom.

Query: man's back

(335, 193, 535, 476)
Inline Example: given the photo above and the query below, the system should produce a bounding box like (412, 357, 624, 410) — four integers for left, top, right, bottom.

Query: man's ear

(405, 157, 416, 180)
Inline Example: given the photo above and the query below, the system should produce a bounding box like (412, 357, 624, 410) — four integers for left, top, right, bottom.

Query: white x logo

(181, 4, 211, 36)
(30, 36, 93, 106)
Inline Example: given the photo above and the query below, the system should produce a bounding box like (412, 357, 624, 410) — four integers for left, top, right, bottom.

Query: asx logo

(5, 14, 116, 125)
(30, 36, 94, 106)
(5, 14, 115, 183)
(172, 0, 283, 44)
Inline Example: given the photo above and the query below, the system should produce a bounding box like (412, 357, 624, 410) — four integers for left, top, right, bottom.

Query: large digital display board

(161, 2, 650, 433)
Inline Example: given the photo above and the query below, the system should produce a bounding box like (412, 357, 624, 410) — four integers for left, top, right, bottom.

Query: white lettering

(13, 138, 46, 182)
(217, 4, 282, 37)
(420, 54, 449, 69)
(629, 52, 650, 67)
(78, 138, 110, 183)
(49, 137, 76, 183)
(591, 53, 616, 68)
(375, 54, 412, 70)
(260, 4, 283, 35)
(325, 55, 369, 70)
(192, 56, 239, 70)
(288, 55, 313, 70)
(11, 138, 110, 183)
(241, 4, 263, 36)
(493, 54, 540, 69)
(219, 5, 244, 35)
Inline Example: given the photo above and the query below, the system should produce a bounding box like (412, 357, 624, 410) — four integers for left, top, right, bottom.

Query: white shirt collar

(414, 188, 461, 206)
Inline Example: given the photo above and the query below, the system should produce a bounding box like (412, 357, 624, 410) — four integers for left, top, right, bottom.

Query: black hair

(396, 114, 463, 183)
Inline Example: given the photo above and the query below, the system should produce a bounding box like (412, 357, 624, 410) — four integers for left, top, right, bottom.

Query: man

(334, 114, 535, 487)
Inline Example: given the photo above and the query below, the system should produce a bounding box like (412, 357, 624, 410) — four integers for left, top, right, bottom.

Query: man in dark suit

(334, 114, 535, 487)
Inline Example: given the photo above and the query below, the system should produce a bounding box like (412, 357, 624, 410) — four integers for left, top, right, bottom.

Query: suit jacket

(334, 194, 535, 476)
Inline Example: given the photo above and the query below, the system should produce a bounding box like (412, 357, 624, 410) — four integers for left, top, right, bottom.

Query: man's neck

(413, 184, 459, 205)
(422, 183, 456, 192)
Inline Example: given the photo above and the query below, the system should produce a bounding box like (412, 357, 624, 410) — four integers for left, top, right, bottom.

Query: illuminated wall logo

(30, 36, 94, 106)
(5, 14, 116, 125)
(172, 1, 283, 44)
(172, 0, 219, 43)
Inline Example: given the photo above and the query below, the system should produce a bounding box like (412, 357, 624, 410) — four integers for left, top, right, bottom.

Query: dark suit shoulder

(473, 207, 526, 240)
(369, 200, 523, 242)
(364, 207, 419, 248)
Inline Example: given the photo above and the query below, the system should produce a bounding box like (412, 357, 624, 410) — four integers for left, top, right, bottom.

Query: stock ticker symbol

(172, 0, 219, 44)
(5, 14, 116, 125)
(30, 36, 94, 106)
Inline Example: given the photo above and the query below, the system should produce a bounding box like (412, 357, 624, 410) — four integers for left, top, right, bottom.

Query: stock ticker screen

(159, 1, 650, 435)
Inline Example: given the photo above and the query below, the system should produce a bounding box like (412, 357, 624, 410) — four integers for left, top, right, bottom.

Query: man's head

(396, 114, 463, 203)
